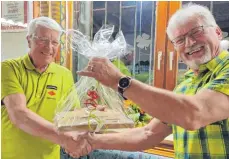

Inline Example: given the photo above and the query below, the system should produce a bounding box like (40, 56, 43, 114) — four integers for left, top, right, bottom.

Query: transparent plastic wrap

(54, 25, 134, 133)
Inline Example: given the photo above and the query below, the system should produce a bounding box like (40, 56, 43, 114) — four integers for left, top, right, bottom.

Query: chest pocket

(45, 74, 63, 101)
(36, 74, 63, 121)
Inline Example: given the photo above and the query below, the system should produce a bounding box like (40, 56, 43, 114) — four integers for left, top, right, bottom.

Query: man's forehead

(35, 26, 59, 37)
(36, 26, 56, 33)
(170, 18, 202, 38)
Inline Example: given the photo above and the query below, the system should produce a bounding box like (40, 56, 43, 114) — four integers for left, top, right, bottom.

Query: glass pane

(134, 1, 155, 84)
(93, 1, 105, 9)
(177, 59, 188, 85)
(213, 1, 229, 40)
(121, 7, 135, 45)
(122, 1, 136, 6)
(93, 10, 105, 37)
(107, 1, 120, 35)
(74, 1, 157, 85)
(182, 1, 211, 8)
(121, 6, 136, 78)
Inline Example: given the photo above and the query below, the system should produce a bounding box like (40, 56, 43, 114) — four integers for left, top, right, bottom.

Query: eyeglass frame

(171, 25, 213, 47)
(32, 34, 60, 47)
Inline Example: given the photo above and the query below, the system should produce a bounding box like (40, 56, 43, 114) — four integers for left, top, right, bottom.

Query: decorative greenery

(123, 100, 153, 127)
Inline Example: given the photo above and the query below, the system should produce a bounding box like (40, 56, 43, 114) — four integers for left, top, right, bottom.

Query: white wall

(1, 31, 29, 61)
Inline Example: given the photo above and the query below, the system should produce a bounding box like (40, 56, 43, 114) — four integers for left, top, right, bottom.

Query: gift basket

(54, 25, 134, 133)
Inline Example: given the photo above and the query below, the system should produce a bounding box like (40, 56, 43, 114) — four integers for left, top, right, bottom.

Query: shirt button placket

(36, 74, 42, 98)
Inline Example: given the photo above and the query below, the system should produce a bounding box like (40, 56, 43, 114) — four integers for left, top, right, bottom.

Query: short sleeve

(112, 59, 131, 76)
(1, 61, 24, 102)
(203, 65, 229, 96)
(64, 70, 74, 92)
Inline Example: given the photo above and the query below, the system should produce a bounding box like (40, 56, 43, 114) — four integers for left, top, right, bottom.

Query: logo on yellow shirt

(48, 91, 56, 96)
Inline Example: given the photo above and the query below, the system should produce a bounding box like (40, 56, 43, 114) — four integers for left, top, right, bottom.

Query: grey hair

(27, 16, 63, 39)
(167, 3, 217, 40)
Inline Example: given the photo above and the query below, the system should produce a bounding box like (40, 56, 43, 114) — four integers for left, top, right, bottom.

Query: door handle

(169, 51, 173, 70)
(157, 51, 162, 70)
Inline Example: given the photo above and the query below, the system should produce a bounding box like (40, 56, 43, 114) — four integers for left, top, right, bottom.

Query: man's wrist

(54, 130, 68, 147)
(88, 133, 103, 150)
(111, 74, 124, 91)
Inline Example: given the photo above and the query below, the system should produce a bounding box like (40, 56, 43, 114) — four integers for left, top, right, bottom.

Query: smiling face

(27, 25, 60, 68)
(170, 17, 222, 70)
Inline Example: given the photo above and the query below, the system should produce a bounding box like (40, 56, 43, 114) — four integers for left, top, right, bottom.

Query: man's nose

(185, 35, 196, 47)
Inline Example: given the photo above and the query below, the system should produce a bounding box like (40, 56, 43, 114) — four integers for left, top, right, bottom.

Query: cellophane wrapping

(54, 25, 134, 133)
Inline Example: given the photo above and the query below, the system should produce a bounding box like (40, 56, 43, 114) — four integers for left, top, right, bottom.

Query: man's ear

(215, 26, 223, 40)
(26, 35, 31, 48)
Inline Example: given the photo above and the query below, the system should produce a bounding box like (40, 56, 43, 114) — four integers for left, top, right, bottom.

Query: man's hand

(77, 57, 124, 90)
(63, 132, 94, 158)
(59, 131, 86, 156)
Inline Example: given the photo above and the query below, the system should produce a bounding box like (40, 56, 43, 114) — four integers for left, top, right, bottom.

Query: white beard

(185, 45, 212, 70)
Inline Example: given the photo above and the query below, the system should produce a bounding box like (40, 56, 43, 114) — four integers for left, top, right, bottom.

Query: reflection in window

(92, 1, 156, 85)
(93, 10, 105, 36)
(107, 1, 120, 37)
(71, 1, 156, 84)
(213, 1, 229, 40)
(122, 1, 136, 6)
(93, 1, 105, 9)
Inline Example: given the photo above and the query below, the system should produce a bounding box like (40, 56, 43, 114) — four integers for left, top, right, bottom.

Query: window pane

(213, 1, 229, 40)
(107, 1, 120, 36)
(74, 1, 157, 85)
(122, 1, 136, 6)
(93, 1, 105, 9)
(182, 1, 211, 9)
(121, 7, 135, 45)
(93, 10, 105, 36)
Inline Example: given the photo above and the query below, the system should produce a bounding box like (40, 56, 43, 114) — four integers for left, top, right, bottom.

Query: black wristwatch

(118, 76, 132, 100)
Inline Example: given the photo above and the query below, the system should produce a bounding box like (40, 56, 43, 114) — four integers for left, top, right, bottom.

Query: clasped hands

(60, 131, 94, 158)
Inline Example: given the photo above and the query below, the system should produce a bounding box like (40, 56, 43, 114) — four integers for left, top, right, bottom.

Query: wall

(1, 31, 29, 61)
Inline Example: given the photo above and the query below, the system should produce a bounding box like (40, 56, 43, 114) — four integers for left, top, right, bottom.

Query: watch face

(119, 77, 130, 88)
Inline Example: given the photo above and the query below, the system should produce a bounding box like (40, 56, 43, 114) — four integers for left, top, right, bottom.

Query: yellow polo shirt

(1, 54, 75, 159)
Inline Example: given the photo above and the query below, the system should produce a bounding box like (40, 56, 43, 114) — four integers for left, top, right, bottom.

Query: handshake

(59, 131, 95, 158)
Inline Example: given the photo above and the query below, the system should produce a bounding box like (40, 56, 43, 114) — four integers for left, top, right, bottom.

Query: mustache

(185, 44, 204, 53)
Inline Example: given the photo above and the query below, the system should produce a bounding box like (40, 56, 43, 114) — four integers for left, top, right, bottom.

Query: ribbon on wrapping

(87, 110, 108, 133)
(84, 87, 108, 132)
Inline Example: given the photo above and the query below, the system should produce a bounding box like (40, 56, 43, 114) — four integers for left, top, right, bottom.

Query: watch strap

(118, 87, 127, 100)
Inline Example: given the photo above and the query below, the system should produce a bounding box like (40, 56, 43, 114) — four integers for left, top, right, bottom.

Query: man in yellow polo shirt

(1, 17, 85, 159)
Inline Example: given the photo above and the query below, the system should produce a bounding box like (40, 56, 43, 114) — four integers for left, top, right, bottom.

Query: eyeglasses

(32, 35, 60, 47)
(171, 25, 212, 47)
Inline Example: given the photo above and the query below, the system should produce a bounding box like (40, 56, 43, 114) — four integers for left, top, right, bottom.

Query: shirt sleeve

(203, 65, 229, 96)
(1, 61, 24, 102)
(112, 59, 131, 76)
(66, 70, 74, 90)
